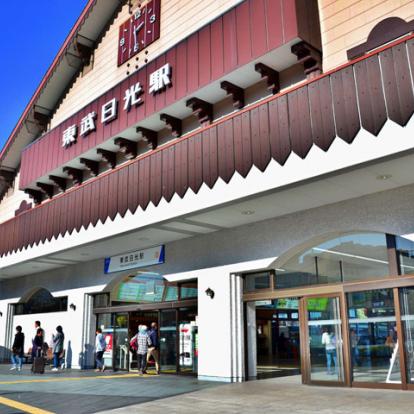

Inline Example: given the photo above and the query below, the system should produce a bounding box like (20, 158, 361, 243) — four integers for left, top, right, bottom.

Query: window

(14, 288, 67, 315)
(244, 272, 271, 292)
(396, 236, 414, 275)
(180, 281, 198, 299)
(275, 233, 390, 289)
(93, 293, 110, 309)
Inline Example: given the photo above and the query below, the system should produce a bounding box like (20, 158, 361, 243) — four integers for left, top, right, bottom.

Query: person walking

(10, 326, 24, 372)
(147, 322, 160, 374)
(51, 326, 65, 372)
(95, 328, 106, 372)
(31, 321, 45, 358)
(137, 325, 151, 375)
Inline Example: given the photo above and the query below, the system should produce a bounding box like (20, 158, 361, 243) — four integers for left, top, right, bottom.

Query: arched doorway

(243, 232, 414, 390)
(92, 271, 198, 374)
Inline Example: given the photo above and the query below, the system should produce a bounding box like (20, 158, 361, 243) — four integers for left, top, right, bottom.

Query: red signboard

(118, 0, 161, 66)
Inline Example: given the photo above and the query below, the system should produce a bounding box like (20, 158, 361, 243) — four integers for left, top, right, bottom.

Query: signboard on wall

(104, 245, 165, 274)
(118, 0, 161, 66)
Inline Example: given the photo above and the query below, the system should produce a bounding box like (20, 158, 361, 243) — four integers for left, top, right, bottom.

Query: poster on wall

(104, 245, 165, 274)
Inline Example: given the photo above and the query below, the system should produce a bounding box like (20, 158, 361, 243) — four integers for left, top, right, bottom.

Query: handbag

(130, 335, 138, 352)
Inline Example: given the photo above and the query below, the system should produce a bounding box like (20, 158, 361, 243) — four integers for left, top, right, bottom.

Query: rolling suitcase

(31, 356, 45, 374)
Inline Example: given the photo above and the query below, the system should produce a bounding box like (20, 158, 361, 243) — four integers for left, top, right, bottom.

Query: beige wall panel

(0, 173, 31, 225)
(319, 0, 414, 71)
(51, 0, 244, 128)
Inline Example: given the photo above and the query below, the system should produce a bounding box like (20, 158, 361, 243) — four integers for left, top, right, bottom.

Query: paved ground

(1, 366, 414, 414)
(0, 365, 219, 414)
(99, 375, 414, 414)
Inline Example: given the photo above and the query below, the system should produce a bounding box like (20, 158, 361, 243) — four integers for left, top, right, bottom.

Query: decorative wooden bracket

(49, 175, 67, 192)
(291, 41, 322, 79)
(136, 127, 158, 150)
(36, 182, 54, 199)
(63, 166, 84, 185)
(0, 169, 15, 189)
(255, 63, 280, 94)
(75, 35, 95, 66)
(114, 137, 138, 159)
(24, 189, 43, 205)
(186, 97, 213, 124)
(160, 113, 182, 137)
(97, 149, 117, 169)
(79, 158, 100, 177)
(33, 105, 52, 131)
(15, 200, 32, 217)
(220, 81, 245, 109)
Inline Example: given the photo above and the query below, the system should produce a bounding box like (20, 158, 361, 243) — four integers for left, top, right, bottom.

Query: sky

(0, 1, 87, 151)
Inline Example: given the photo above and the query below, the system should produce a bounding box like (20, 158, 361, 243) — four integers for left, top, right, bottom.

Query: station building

(1, 0, 414, 390)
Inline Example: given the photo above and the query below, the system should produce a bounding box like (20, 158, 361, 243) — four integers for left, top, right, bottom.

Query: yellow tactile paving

(0, 396, 55, 414)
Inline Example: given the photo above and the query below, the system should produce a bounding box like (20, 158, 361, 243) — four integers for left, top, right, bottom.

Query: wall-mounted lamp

(69, 303, 76, 311)
(0, 311, 2, 317)
(205, 288, 215, 299)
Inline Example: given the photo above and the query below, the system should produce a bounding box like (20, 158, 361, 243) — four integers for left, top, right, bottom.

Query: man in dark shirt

(147, 322, 160, 374)
(11, 326, 25, 371)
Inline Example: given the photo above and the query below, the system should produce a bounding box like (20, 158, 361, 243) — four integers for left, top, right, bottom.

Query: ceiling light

(241, 210, 255, 215)
(376, 174, 392, 180)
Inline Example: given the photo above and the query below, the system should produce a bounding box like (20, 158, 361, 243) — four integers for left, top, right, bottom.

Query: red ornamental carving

(117, 0, 161, 66)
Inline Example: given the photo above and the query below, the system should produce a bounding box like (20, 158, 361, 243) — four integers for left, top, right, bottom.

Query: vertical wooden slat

(330, 67, 360, 143)
(309, 76, 336, 151)
(240, 111, 253, 177)
(269, 96, 291, 165)
(175, 140, 188, 198)
(250, 0, 268, 58)
(199, 25, 211, 86)
(251, 107, 262, 170)
(186, 34, 199, 93)
(210, 17, 224, 80)
(175, 41, 187, 100)
(354, 55, 387, 136)
(233, 114, 244, 177)
(150, 151, 162, 206)
(139, 157, 150, 209)
(380, 43, 414, 126)
(288, 87, 313, 158)
(258, 103, 271, 171)
(222, 8, 238, 73)
(165, 47, 177, 106)
(265, 0, 283, 50)
(188, 134, 203, 193)
(117, 167, 129, 217)
(236, 1, 252, 66)
(98, 175, 109, 224)
(281, 0, 298, 42)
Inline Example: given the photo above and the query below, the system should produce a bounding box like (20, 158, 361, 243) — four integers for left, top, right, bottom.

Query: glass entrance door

(113, 313, 129, 371)
(303, 295, 345, 384)
(160, 309, 177, 373)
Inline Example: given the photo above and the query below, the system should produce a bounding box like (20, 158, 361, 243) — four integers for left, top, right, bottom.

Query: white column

(246, 301, 257, 378)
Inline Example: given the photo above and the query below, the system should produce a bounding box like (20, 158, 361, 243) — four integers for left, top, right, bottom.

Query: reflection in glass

(347, 289, 401, 383)
(179, 308, 198, 373)
(307, 297, 344, 382)
(400, 287, 414, 383)
(396, 236, 414, 275)
(160, 309, 177, 372)
(276, 233, 389, 289)
(255, 298, 300, 378)
(97, 313, 113, 369)
(113, 313, 129, 370)
(244, 272, 271, 292)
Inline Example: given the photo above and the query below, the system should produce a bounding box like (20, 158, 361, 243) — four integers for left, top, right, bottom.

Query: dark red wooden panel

(240, 111, 253, 177)
(165, 47, 177, 106)
(117, 166, 129, 217)
(39, 200, 49, 241)
(210, 17, 224, 80)
(222, 8, 238, 73)
(330, 67, 360, 143)
(174, 140, 188, 198)
(250, 0, 268, 58)
(269, 96, 291, 165)
(127, 162, 139, 213)
(308, 76, 336, 151)
(380, 43, 414, 126)
(233, 114, 243, 177)
(354, 55, 387, 136)
(288, 86, 313, 158)
(108, 170, 119, 221)
(199, 26, 211, 86)
(155, 54, 167, 112)
(187, 33, 199, 92)
(175, 41, 187, 100)
(144, 60, 157, 118)
(138, 157, 150, 209)
(150, 151, 162, 206)
(217, 120, 235, 183)
(161, 146, 175, 202)
(236, 1, 252, 66)
(98, 175, 109, 224)
(188, 133, 203, 193)
(265, 0, 283, 50)
(258, 103, 271, 171)
(250, 107, 261, 170)
(281, 0, 298, 42)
